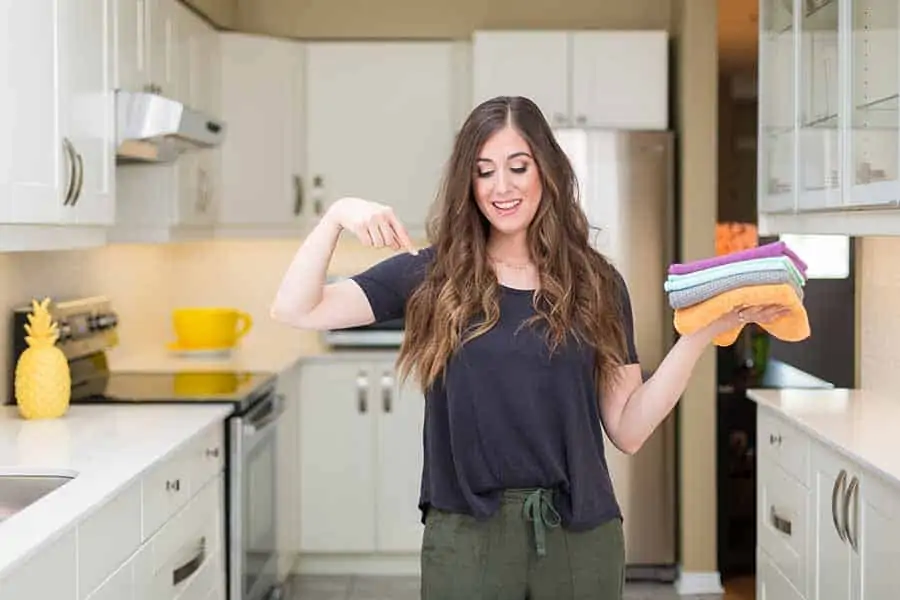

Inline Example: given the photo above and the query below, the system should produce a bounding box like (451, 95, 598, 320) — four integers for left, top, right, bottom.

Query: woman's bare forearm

(608, 329, 713, 454)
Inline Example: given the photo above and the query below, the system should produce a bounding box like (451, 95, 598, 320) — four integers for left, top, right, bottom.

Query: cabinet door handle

(381, 371, 393, 413)
(172, 537, 206, 586)
(844, 476, 859, 552)
(70, 148, 84, 206)
(356, 370, 368, 414)
(832, 469, 847, 541)
(312, 175, 325, 216)
(197, 168, 210, 212)
(293, 174, 304, 215)
(770, 506, 792, 536)
(61, 138, 77, 205)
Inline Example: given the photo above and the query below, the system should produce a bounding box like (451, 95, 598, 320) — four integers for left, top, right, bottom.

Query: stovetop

(72, 370, 277, 413)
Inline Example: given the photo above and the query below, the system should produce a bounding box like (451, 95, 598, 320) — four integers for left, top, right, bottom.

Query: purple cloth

(667, 241, 808, 276)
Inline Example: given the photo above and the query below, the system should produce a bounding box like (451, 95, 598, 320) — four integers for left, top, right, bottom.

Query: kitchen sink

(0, 473, 75, 524)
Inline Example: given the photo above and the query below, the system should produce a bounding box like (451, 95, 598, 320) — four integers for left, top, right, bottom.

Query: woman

(270, 96, 786, 599)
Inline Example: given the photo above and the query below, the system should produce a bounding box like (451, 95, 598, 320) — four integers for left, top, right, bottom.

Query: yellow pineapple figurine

(15, 298, 71, 419)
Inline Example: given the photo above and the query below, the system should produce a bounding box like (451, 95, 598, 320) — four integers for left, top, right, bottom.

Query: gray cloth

(668, 269, 804, 310)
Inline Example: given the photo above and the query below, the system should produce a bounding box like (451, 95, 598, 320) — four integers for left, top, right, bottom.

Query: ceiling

(718, 0, 759, 71)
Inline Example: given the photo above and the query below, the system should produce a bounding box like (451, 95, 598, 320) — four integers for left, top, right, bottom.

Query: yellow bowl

(172, 307, 253, 349)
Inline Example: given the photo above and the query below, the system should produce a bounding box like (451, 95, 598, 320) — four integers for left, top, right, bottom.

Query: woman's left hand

(703, 303, 792, 339)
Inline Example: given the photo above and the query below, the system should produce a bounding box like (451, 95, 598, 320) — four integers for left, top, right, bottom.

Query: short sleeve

(350, 246, 435, 323)
(613, 269, 640, 365)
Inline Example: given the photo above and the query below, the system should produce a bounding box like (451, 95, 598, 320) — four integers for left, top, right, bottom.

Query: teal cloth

(663, 256, 806, 293)
(668, 269, 804, 309)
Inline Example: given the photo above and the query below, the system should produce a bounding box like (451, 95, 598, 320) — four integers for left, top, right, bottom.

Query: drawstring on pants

(522, 488, 561, 558)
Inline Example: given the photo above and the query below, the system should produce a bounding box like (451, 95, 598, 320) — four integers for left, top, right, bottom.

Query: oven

(229, 385, 285, 600)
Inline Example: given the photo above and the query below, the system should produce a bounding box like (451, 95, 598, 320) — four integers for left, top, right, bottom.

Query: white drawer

(143, 424, 224, 539)
(143, 474, 225, 600)
(189, 424, 225, 491)
(758, 409, 810, 487)
(758, 455, 810, 596)
(143, 449, 195, 539)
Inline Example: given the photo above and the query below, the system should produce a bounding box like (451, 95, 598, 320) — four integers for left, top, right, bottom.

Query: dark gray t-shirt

(350, 246, 639, 531)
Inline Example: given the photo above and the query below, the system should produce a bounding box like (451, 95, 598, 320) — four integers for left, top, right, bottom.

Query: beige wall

(234, 0, 674, 39)
(673, 0, 719, 574)
(856, 237, 900, 391)
(182, 0, 238, 29)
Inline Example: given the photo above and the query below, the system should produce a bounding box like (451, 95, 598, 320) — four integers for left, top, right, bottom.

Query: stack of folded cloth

(665, 241, 811, 346)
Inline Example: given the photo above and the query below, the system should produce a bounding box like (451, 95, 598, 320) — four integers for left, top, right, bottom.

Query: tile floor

(285, 575, 754, 600)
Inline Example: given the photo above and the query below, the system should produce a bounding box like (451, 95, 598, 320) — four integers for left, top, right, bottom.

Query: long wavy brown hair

(397, 96, 630, 394)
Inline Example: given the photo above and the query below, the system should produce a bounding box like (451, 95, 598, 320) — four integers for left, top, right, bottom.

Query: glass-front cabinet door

(759, 0, 797, 214)
(798, 0, 841, 211)
(849, 0, 900, 208)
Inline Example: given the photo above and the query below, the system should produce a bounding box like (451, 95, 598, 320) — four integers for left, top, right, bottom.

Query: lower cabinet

(0, 421, 227, 600)
(296, 357, 425, 567)
(757, 407, 900, 599)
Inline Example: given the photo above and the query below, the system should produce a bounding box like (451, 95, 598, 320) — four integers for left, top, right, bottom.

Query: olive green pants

(420, 488, 625, 600)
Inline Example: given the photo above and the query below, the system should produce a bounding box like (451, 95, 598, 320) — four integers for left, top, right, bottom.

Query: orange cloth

(673, 283, 810, 346)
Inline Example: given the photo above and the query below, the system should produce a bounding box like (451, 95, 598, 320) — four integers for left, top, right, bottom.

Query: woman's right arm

(269, 197, 417, 331)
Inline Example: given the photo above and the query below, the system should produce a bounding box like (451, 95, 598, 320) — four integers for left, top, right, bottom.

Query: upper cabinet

(115, 0, 180, 99)
(757, 0, 900, 235)
(305, 41, 460, 234)
(472, 30, 669, 131)
(110, 0, 222, 243)
(218, 33, 308, 237)
(218, 36, 463, 238)
(0, 0, 116, 251)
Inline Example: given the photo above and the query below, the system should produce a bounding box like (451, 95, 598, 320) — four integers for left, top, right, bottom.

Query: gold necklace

(488, 255, 534, 271)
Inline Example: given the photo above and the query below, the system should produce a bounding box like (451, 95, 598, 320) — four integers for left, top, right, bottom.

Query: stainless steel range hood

(115, 90, 226, 163)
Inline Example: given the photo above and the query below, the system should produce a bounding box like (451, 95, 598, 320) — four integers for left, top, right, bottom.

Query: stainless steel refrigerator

(555, 129, 678, 581)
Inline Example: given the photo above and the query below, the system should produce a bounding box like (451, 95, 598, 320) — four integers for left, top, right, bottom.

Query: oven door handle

(243, 392, 286, 442)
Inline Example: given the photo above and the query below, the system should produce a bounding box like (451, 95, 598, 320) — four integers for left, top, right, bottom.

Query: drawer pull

(173, 537, 206, 586)
(769, 433, 782, 445)
(166, 479, 181, 492)
(844, 476, 859, 552)
(770, 507, 792, 536)
(205, 447, 220, 458)
(832, 469, 847, 542)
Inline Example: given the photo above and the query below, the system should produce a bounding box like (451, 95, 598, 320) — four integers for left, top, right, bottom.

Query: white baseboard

(674, 569, 725, 595)
(293, 553, 421, 577)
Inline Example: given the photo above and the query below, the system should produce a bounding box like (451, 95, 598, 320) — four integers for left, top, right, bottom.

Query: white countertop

(747, 388, 900, 489)
(0, 404, 233, 579)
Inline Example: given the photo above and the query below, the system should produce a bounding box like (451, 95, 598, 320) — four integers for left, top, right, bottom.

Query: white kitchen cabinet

(756, 0, 900, 235)
(0, 421, 227, 600)
(0, 0, 115, 251)
(115, 0, 180, 99)
(472, 31, 571, 127)
(305, 41, 458, 235)
(756, 406, 900, 600)
(297, 357, 425, 566)
(217, 33, 309, 237)
(472, 30, 668, 130)
(110, 2, 221, 243)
